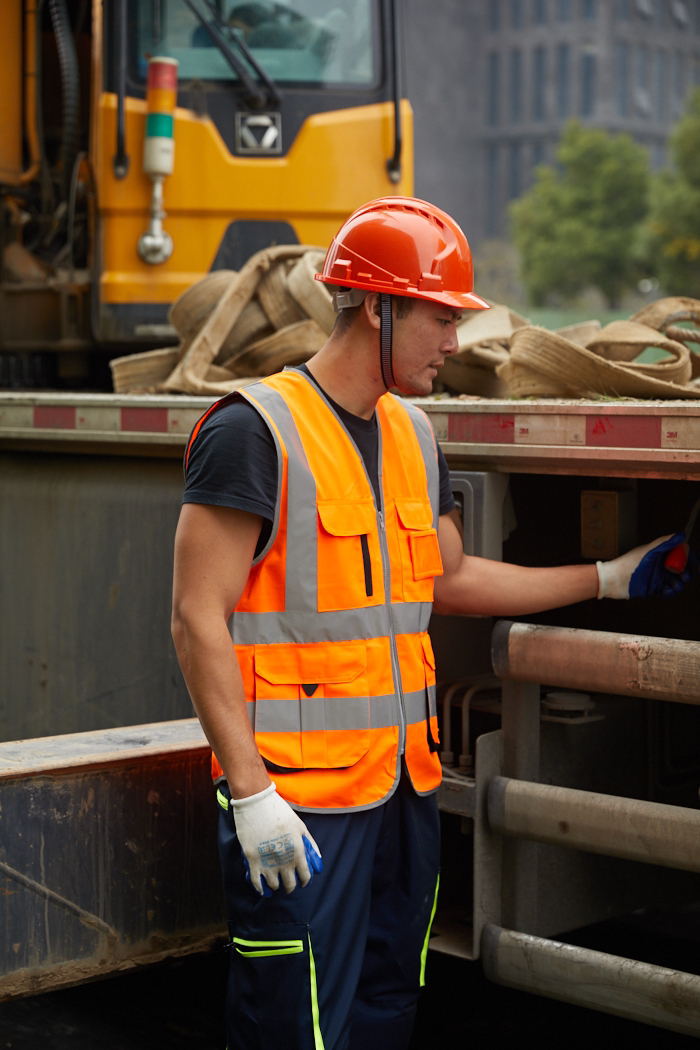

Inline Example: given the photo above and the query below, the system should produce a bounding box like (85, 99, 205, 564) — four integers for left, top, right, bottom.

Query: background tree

(510, 122, 649, 308)
(644, 88, 700, 296)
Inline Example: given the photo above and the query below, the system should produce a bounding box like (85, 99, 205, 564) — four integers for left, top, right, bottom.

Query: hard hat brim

(315, 273, 490, 313)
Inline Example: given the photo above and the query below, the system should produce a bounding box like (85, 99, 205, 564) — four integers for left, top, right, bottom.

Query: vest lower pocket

(227, 922, 321, 1050)
(252, 641, 372, 770)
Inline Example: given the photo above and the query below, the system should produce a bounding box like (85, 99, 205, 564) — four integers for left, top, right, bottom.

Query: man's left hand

(596, 533, 695, 599)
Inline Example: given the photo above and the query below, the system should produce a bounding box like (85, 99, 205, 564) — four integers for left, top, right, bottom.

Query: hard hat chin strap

(379, 294, 396, 390)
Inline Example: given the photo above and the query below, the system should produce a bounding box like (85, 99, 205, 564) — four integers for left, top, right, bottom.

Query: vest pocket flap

(395, 498, 433, 531)
(409, 530, 443, 580)
(254, 642, 368, 685)
(317, 499, 375, 536)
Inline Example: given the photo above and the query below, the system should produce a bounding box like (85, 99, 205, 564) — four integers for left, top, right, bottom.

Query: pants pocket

(226, 921, 322, 1050)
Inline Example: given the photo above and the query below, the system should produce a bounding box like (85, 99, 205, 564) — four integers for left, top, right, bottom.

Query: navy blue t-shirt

(183, 367, 455, 555)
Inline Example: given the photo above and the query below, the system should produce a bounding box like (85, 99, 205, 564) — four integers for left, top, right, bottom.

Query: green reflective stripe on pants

(419, 873, 440, 987)
(232, 937, 304, 958)
(231, 932, 325, 1045)
(308, 934, 325, 1050)
(216, 788, 229, 811)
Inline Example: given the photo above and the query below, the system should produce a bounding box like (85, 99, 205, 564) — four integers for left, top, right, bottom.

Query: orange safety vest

(189, 369, 444, 813)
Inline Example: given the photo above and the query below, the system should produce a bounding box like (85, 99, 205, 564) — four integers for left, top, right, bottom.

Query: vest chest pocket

(395, 499, 443, 600)
(316, 499, 381, 611)
(252, 641, 371, 770)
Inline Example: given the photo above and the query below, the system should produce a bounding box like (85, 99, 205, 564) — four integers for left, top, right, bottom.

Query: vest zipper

(293, 375, 408, 761)
(377, 507, 407, 756)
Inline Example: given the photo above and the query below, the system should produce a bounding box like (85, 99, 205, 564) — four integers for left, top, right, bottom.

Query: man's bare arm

(171, 503, 271, 798)
(433, 513, 598, 617)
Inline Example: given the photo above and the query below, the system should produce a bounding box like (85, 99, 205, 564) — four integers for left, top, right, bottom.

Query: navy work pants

(217, 773, 441, 1050)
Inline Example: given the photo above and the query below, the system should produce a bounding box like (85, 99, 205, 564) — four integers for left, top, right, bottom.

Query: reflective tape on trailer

(0, 394, 212, 446)
(1, 395, 700, 473)
(418, 398, 700, 478)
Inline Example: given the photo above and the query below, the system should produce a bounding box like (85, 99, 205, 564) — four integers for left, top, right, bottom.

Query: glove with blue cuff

(231, 782, 323, 896)
(596, 533, 692, 599)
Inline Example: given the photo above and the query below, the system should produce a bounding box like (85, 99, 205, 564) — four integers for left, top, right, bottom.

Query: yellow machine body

(0, 0, 413, 367)
(94, 95, 413, 306)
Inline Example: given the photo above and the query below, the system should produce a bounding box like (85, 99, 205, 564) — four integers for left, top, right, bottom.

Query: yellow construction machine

(0, 0, 411, 386)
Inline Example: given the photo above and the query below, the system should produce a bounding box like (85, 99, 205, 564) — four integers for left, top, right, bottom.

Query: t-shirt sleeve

(437, 443, 456, 516)
(183, 399, 278, 526)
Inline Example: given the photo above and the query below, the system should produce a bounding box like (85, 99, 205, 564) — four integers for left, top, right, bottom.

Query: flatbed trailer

(1, 391, 699, 1034)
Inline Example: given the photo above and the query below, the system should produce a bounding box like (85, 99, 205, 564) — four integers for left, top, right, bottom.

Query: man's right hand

(231, 782, 323, 895)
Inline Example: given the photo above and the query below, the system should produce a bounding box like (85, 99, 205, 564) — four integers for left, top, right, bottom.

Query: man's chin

(393, 378, 433, 397)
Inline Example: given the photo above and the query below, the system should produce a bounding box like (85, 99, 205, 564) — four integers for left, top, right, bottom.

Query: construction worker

(171, 196, 690, 1050)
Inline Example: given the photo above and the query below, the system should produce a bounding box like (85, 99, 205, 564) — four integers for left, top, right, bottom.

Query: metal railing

(478, 621, 700, 1037)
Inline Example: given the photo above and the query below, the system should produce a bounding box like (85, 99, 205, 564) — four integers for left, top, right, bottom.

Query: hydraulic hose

(386, 0, 402, 184)
(19, 0, 41, 185)
(48, 0, 80, 202)
(112, 0, 129, 178)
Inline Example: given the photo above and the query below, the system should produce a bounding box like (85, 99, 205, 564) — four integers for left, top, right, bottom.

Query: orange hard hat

(315, 196, 489, 312)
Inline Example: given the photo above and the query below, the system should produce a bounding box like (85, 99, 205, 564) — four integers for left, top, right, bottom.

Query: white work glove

(596, 533, 690, 599)
(231, 782, 323, 896)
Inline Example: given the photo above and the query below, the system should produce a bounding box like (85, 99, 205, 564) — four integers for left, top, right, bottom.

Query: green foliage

(644, 88, 700, 296)
(672, 87, 700, 188)
(510, 121, 650, 308)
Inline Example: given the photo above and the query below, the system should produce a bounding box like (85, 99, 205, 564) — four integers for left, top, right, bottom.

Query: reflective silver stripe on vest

(241, 383, 285, 566)
(402, 399, 440, 527)
(251, 686, 431, 734)
(243, 382, 319, 615)
(234, 376, 437, 748)
(231, 601, 432, 646)
(232, 379, 435, 647)
(427, 680, 437, 720)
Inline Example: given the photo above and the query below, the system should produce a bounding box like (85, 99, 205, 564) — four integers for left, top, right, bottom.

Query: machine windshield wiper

(183, 0, 280, 109)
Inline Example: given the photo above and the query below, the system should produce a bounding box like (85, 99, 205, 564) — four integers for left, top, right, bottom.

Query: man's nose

(442, 327, 459, 356)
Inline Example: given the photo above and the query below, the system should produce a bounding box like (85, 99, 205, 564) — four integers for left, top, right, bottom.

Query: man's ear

(363, 292, 382, 330)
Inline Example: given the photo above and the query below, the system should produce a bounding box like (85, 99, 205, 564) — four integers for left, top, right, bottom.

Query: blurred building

(404, 0, 700, 244)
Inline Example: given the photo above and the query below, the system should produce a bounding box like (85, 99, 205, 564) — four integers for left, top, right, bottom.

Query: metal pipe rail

(492, 620, 700, 705)
(480, 621, 700, 1035)
(488, 777, 700, 872)
(482, 925, 700, 1039)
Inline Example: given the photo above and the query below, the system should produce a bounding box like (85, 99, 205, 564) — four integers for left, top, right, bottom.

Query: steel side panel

(0, 452, 193, 742)
(0, 746, 224, 1000)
